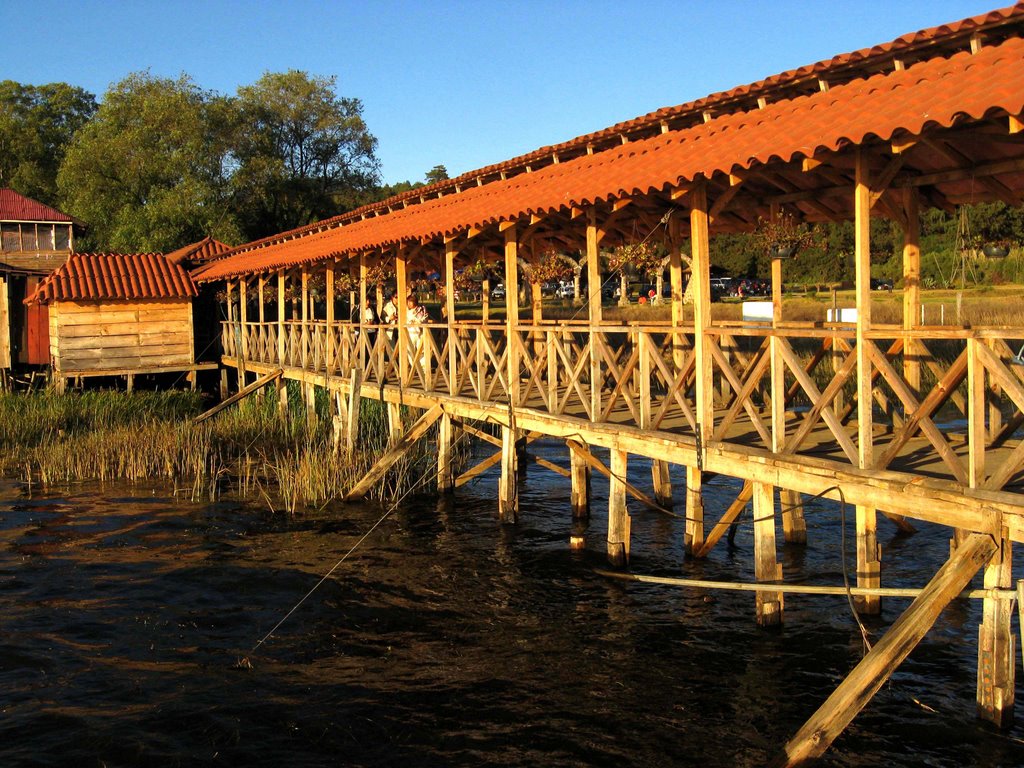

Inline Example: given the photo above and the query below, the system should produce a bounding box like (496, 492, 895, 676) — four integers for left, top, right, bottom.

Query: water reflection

(0, 457, 1022, 767)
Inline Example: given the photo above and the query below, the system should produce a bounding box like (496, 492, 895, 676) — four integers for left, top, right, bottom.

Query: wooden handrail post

(504, 225, 520, 406)
(396, 245, 409, 386)
(326, 258, 335, 374)
(277, 269, 286, 366)
(301, 265, 309, 371)
(358, 253, 368, 371)
(445, 239, 457, 396)
(902, 187, 921, 394)
(586, 208, 602, 420)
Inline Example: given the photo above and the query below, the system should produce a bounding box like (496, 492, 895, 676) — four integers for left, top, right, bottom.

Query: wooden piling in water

(752, 481, 783, 626)
(498, 425, 519, 524)
(570, 443, 590, 521)
(977, 536, 1015, 727)
(780, 489, 807, 545)
(607, 449, 630, 566)
(685, 466, 704, 554)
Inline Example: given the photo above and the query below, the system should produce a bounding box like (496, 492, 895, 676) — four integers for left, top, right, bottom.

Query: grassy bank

(0, 388, 434, 512)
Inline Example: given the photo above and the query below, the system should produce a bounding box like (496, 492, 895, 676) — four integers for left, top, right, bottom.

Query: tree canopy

(231, 70, 380, 239)
(57, 73, 240, 252)
(0, 81, 96, 203)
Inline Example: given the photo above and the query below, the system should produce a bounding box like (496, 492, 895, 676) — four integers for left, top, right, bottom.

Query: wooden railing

(221, 319, 1024, 488)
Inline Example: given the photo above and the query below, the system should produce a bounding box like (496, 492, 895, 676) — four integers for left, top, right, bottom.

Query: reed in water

(0, 387, 434, 513)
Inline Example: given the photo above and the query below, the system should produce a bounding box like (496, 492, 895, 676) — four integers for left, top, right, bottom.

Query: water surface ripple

(1, 444, 1023, 767)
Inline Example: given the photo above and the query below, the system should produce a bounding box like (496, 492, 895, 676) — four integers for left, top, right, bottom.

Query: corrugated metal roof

(26, 252, 198, 304)
(195, 35, 1024, 281)
(0, 189, 78, 224)
(202, 3, 1024, 261)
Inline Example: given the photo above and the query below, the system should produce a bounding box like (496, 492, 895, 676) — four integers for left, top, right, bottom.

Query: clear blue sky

(1, 0, 1007, 185)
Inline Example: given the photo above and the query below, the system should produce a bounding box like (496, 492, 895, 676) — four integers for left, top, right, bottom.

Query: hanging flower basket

(608, 241, 664, 278)
(753, 212, 817, 260)
(982, 241, 1011, 259)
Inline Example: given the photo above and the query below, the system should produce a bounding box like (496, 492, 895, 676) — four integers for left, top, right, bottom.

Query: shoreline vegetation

(0, 388, 435, 513)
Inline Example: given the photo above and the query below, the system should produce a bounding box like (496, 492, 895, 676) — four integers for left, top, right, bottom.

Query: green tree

(232, 70, 380, 239)
(57, 72, 240, 251)
(425, 164, 449, 184)
(0, 81, 96, 203)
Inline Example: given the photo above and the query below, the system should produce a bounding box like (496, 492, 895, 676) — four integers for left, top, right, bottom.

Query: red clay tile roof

(202, 3, 1024, 262)
(26, 252, 198, 304)
(0, 188, 79, 224)
(195, 35, 1024, 282)
(164, 236, 233, 266)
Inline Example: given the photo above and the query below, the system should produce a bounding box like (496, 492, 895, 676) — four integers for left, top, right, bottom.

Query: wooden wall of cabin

(0, 276, 10, 368)
(50, 299, 195, 375)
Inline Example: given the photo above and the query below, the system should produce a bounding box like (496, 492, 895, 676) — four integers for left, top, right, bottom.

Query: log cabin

(24, 241, 225, 391)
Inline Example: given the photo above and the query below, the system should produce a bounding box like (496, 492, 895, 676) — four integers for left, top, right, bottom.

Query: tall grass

(0, 387, 435, 513)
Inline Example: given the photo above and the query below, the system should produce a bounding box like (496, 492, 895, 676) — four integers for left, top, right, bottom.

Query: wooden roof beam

(922, 137, 1020, 206)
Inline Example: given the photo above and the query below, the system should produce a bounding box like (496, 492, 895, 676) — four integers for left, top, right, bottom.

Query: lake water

(2, 439, 1024, 767)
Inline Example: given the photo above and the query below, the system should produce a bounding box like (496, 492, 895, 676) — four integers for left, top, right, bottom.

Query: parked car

(556, 281, 574, 299)
(491, 283, 506, 299)
(871, 278, 894, 291)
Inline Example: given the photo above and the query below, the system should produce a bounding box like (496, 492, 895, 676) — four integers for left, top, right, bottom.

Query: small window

(54, 225, 70, 250)
(37, 225, 54, 250)
(20, 224, 36, 251)
(1, 224, 19, 252)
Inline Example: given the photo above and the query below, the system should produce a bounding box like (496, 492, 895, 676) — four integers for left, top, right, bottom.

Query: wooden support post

(652, 460, 672, 508)
(482, 277, 490, 322)
(685, 465, 704, 555)
(498, 424, 519, 524)
(386, 401, 403, 444)
(902, 188, 921, 395)
(301, 267, 309, 371)
(126, 373, 134, 392)
(437, 412, 454, 493)
(781, 533, 997, 766)
(220, 368, 228, 401)
(304, 381, 317, 431)
(504, 226, 520, 406)
(968, 337, 986, 489)
(358, 254, 368, 369)
(669, 215, 686, 372)
(570, 443, 590, 520)
(586, 209, 602, 419)
(770, 203, 786, 457)
(331, 390, 346, 455)
(639, 329, 672, 508)
(277, 269, 286, 366)
(977, 536, 1015, 727)
(607, 449, 630, 566)
(780, 488, 807, 545)
(396, 247, 409, 385)
(855, 149, 881, 616)
(752, 481, 783, 626)
(276, 377, 288, 422)
(257, 274, 265, 324)
(444, 240, 457, 396)
(345, 368, 361, 456)
(690, 177, 713, 450)
(344, 404, 444, 500)
(326, 259, 335, 373)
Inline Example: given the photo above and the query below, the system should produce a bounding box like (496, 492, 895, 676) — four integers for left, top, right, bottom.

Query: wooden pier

(195, 8, 1024, 763)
